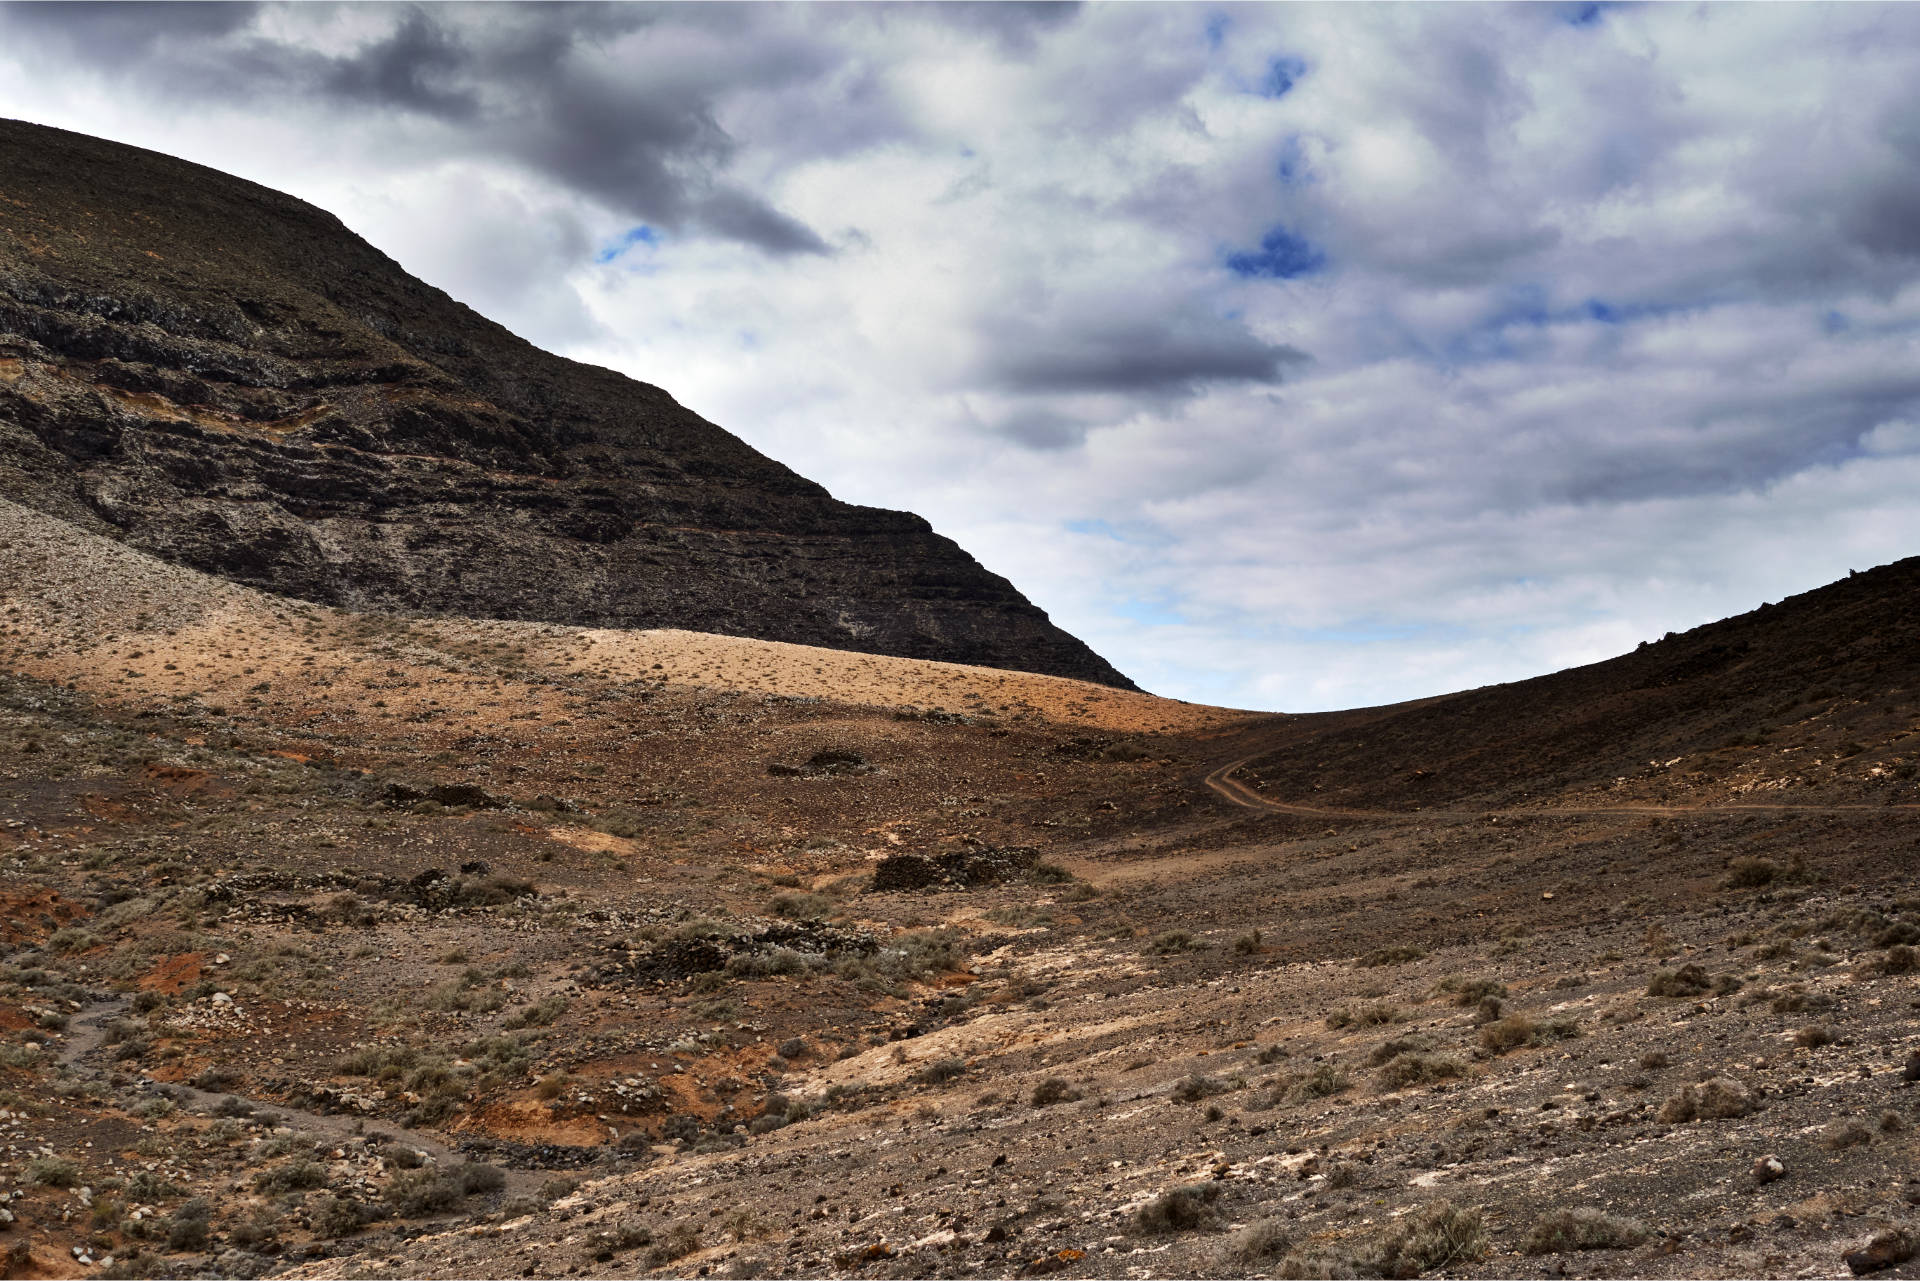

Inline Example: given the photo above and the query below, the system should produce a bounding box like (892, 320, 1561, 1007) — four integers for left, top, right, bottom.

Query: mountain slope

(1238, 557, 1920, 810)
(0, 118, 1135, 688)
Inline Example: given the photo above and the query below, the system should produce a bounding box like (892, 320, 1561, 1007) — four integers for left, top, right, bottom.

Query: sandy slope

(0, 498, 1244, 735)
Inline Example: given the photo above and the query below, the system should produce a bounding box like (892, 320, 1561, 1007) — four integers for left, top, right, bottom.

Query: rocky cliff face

(0, 119, 1135, 689)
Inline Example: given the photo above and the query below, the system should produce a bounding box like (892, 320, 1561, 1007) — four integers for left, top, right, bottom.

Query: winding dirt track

(1202, 754, 1920, 822)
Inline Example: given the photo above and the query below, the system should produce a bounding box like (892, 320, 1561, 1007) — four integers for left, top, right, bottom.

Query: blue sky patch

(594, 225, 660, 264)
(1226, 226, 1326, 280)
(1066, 518, 1174, 549)
(1275, 135, 1309, 185)
(1259, 55, 1308, 99)
(1112, 596, 1188, 628)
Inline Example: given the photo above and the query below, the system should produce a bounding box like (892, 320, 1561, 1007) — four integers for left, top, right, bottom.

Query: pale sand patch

(0, 497, 1249, 733)
(544, 826, 637, 857)
(502, 624, 1248, 733)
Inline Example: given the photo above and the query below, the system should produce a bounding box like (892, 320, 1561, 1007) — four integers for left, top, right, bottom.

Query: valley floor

(3, 500, 1919, 1281)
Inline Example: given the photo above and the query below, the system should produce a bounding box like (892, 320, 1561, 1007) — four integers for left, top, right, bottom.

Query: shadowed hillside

(1237, 557, 1920, 811)
(0, 118, 1134, 689)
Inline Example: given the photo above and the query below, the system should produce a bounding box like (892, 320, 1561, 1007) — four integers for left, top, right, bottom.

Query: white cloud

(4, 2, 1919, 711)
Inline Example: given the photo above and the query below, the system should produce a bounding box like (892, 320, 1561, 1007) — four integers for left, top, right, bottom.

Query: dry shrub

(1523, 1207, 1650, 1254)
(1030, 1076, 1082, 1107)
(1134, 1183, 1221, 1234)
(1273, 1063, 1350, 1104)
(1478, 1014, 1536, 1054)
(1822, 1118, 1876, 1150)
(1858, 945, 1920, 978)
(1173, 1074, 1230, 1103)
(1437, 977, 1506, 1006)
(1368, 1035, 1434, 1066)
(1227, 1218, 1292, 1264)
(1379, 1052, 1466, 1090)
(648, 1222, 703, 1265)
(1287, 1200, 1487, 1277)
(1326, 1003, 1405, 1029)
(1358, 945, 1426, 968)
(253, 1160, 328, 1194)
(1770, 985, 1832, 1014)
(1793, 1024, 1835, 1048)
(917, 1057, 967, 1085)
(1647, 963, 1713, 997)
(1657, 1076, 1753, 1123)
(312, 1195, 370, 1239)
(1723, 857, 1779, 888)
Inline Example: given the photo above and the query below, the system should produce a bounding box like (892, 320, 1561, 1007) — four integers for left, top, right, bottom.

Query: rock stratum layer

(0, 119, 1134, 689)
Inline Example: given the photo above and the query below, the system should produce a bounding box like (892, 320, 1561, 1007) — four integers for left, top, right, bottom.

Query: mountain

(0, 118, 1135, 689)
(1234, 555, 1920, 810)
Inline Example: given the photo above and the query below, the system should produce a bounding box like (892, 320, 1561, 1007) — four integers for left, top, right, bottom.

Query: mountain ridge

(0, 117, 1137, 689)
(1235, 553, 1920, 810)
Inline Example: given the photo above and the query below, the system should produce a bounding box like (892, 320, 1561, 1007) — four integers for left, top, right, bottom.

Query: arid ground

(4, 497, 1920, 1281)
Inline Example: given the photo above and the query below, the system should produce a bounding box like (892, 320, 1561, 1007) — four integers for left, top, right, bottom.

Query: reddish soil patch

(460, 1099, 609, 1147)
(138, 952, 206, 993)
(79, 792, 138, 821)
(140, 762, 233, 800)
(0, 888, 86, 945)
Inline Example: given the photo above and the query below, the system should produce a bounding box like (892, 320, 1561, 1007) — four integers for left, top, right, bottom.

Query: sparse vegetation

(1228, 1218, 1292, 1264)
(1172, 1073, 1230, 1103)
(1358, 944, 1426, 967)
(1524, 1207, 1651, 1254)
(26, 1155, 82, 1187)
(1326, 1002, 1405, 1028)
(1031, 1076, 1082, 1106)
(1135, 1183, 1220, 1234)
(1647, 963, 1715, 997)
(1723, 856, 1780, 888)
(1657, 1076, 1754, 1123)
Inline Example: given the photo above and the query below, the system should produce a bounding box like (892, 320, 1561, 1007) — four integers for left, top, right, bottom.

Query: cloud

(980, 304, 1308, 396)
(0, 2, 833, 254)
(5, 3, 1920, 712)
(0, 1, 259, 63)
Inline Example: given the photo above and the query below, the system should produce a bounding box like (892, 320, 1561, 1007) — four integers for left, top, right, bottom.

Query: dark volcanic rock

(767, 749, 872, 777)
(1846, 1228, 1916, 1276)
(872, 843, 1040, 891)
(0, 119, 1134, 689)
(383, 781, 506, 810)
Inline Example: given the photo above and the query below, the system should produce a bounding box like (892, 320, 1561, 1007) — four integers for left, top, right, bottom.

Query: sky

(4, 2, 1920, 712)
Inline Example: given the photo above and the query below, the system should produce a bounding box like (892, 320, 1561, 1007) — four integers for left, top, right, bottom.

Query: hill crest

(0, 117, 1136, 689)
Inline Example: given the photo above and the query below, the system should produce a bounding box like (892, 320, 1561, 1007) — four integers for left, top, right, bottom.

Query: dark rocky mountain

(1238, 555, 1920, 808)
(0, 119, 1134, 689)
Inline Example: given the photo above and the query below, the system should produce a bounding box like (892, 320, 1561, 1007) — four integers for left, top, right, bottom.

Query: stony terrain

(5, 114, 1920, 1281)
(0, 118, 1131, 689)
(2, 498, 1920, 1280)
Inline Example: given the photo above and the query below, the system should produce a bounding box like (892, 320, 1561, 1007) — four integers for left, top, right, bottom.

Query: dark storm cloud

(0, 1, 258, 62)
(920, 2, 1082, 53)
(992, 406, 1087, 451)
(321, 8, 483, 120)
(983, 308, 1308, 396)
(0, 2, 832, 254)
